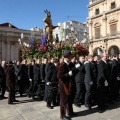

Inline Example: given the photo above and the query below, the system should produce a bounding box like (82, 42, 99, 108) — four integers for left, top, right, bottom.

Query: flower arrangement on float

(18, 34, 89, 60)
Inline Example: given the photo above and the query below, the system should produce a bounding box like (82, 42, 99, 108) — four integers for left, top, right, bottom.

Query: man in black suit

(93, 56, 101, 102)
(27, 59, 35, 97)
(45, 59, 60, 109)
(6, 61, 19, 104)
(0, 63, 6, 100)
(110, 53, 120, 100)
(117, 53, 120, 97)
(97, 53, 109, 110)
(32, 59, 41, 99)
(40, 58, 48, 82)
(0, 61, 7, 99)
(74, 55, 85, 107)
(14, 61, 20, 93)
(17, 60, 29, 96)
(84, 54, 97, 109)
(69, 56, 76, 105)
(45, 58, 54, 74)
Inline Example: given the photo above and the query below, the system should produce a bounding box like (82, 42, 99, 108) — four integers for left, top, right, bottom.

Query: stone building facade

(53, 20, 88, 42)
(87, 0, 120, 56)
(0, 23, 42, 61)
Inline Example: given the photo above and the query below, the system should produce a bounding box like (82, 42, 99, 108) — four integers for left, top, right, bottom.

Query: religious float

(18, 10, 89, 60)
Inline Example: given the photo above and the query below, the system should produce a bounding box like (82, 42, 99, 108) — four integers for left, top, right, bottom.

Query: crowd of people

(0, 50, 120, 120)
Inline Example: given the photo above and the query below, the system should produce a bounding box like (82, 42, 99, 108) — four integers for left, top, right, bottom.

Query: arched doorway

(93, 47, 103, 56)
(108, 45, 119, 55)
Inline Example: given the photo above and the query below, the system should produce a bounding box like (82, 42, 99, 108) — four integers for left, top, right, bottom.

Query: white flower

(18, 39, 21, 42)
(73, 44, 76, 47)
(53, 41, 55, 45)
(26, 44, 30, 47)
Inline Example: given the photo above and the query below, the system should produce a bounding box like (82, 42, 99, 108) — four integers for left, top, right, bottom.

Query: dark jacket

(40, 63, 46, 80)
(106, 59, 112, 82)
(17, 64, 29, 80)
(111, 59, 120, 79)
(6, 66, 16, 87)
(14, 65, 20, 77)
(28, 64, 34, 80)
(97, 60, 108, 86)
(84, 61, 97, 83)
(0, 66, 5, 83)
(75, 62, 85, 83)
(33, 64, 41, 81)
(45, 62, 53, 74)
(46, 64, 58, 83)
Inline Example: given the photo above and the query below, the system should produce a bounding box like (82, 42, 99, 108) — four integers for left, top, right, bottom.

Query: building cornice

(87, 0, 106, 8)
(0, 27, 41, 36)
(88, 7, 120, 20)
(105, 7, 120, 15)
(90, 36, 120, 43)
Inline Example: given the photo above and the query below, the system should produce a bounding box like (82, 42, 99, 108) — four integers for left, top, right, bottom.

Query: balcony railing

(91, 31, 120, 40)
(107, 31, 120, 36)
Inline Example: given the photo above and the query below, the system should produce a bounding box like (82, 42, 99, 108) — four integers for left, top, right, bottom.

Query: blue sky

(0, 0, 89, 30)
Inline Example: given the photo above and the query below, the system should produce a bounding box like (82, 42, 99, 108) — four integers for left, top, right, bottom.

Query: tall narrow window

(95, 27, 100, 39)
(111, 2, 116, 9)
(95, 8, 99, 15)
(110, 24, 117, 36)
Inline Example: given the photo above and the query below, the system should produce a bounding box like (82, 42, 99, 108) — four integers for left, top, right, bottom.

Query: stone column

(102, 14, 107, 37)
(10, 41, 16, 61)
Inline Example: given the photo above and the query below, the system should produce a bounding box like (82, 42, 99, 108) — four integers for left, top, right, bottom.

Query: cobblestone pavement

(0, 92, 120, 120)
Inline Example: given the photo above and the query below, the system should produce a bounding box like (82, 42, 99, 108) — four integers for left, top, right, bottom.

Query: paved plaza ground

(0, 92, 120, 120)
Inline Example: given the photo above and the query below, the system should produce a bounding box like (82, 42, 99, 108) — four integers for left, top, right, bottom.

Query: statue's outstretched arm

(52, 25, 59, 29)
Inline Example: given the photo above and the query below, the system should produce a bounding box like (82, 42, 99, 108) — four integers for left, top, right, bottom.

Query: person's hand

(18, 76, 20, 80)
(117, 77, 120, 80)
(90, 81, 93, 85)
(69, 71, 72, 76)
(42, 80, 45, 82)
(29, 79, 32, 81)
(75, 63, 80, 68)
(104, 80, 108, 86)
(46, 82, 51, 85)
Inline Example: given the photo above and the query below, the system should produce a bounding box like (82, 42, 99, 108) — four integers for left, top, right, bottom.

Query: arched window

(109, 18, 118, 36)
(94, 22, 101, 39)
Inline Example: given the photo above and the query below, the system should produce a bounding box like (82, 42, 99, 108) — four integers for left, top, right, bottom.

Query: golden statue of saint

(43, 9, 58, 43)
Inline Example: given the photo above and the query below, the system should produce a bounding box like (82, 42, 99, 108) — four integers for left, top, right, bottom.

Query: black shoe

(20, 94, 23, 97)
(68, 112, 78, 117)
(85, 104, 91, 110)
(27, 94, 31, 98)
(52, 102, 57, 106)
(62, 117, 69, 120)
(108, 100, 114, 104)
(47, 105, 53, 109)
(80, 102, 84, 105)
(98, 106, 105, 111)
(0, 97, 3, 100)
(13, 100, 19, 102)
(2, 96, 7, 99)
(8, 102, 13, 105)
(74, 103, 81, 107)
(103, 105, 109, 109)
